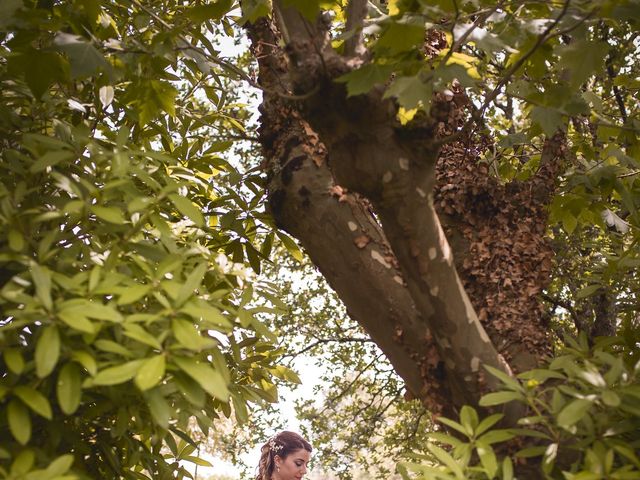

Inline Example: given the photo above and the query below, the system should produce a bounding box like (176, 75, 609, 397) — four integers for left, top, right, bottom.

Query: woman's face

(274, 448, 311, 480)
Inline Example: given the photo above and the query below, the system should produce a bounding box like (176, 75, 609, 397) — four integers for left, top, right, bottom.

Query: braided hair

(256, 431, 312, 480)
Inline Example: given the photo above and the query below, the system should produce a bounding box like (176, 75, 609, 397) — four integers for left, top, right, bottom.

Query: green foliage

(398, 337, 640, 479)
(0, 1, 287, 478)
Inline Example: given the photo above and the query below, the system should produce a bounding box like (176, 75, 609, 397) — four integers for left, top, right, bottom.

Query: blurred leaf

(169, 193, 205, 227)
(31, 263, 53, 311)
(476, 441, 498, 479)
(427, 443, 464, 479)
(146, 388, 170, 429)
(13, 386, 52, 419)
(174, 357, 229, 401)
(53, 32, 109, 78)
(4, 348, 24, 375)
(135, 355, 166, 391)
(8, 400, 31, 445)
(336, 64, 395, 97)
(557, 398, 593, 430)
(92, 360, 144, 386)
(57, 363, 82, 415)
(186, 0, 233, 21)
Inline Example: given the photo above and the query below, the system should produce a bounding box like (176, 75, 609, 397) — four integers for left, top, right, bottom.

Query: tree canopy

(1, 0, 639, 479)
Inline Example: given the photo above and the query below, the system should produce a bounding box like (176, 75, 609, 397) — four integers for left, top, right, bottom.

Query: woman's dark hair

(256, 431, 312, 480)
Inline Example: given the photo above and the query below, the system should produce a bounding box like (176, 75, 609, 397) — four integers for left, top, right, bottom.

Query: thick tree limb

(246, 17, 449, 409)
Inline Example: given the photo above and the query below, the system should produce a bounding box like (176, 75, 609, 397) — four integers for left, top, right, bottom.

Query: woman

(256, 431, 312, 480)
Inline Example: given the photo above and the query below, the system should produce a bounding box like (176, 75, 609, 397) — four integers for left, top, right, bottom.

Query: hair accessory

(268, 437, 284, 454)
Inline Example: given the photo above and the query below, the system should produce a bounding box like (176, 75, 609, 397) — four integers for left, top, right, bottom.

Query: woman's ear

(273, 454, 282, 468)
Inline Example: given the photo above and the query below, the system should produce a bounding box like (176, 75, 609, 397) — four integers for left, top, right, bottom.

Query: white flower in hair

(268, 437, 284, 453)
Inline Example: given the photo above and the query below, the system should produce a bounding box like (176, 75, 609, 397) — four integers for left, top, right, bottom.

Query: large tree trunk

(246, 7, 565, 416)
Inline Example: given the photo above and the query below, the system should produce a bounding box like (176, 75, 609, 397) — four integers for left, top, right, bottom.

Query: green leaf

(117, 284, 151, 305)
(239, 0, 271, 23)
(577, 284, 601, 299)
(530, 106, 564, 137)
(53, 32, 109, 78)
(483, 365, 523, 392)
(10, 449, 34, 476)
(57, 363, 82, 415)
(31, 263, 53, 311)
(475, 414, 504, 436)
(182, 301, 232, 330)
(436, 416, 468, 436)
(183, 456, 214, 467)
(186, 0, 233, 21)
(476, 441, 498, 479)
(13, 386, 52, 419)
(146, 388, 170, 429)
(557, 398, 593, 430)
(57, 309, 95, 334)
(169, 193, 204, 227)
(562, 210, 578, 234)
(122, 323, 163, 350)
(427, 443, 464, 479)
(384, 75, 433, 110)
(174, 373, 206, 407)
(271, 365, 302, 384)
(601, 390, 620, 407)
(35, 325, 60, 378)
(137, 80, 178, 125)
(479, 391, 523, 406)
(44, 454, 74, 477)
(86, 303, 123, 323)
(8, 399, 31, 445)
(426, 432, 463, 448)
(281, 0, 321, 21)
(459, 405, 479, 435)
(376, 22, 425, 54)
(135, 355, 166, 391)
(515, 446, 547, 458)
(176, 262, 208, 306)
(173, 356, 229, 401)
(4, 348, 25, 375)
(30, 150, 75, 173)
(7, 50, 69, 99)
(71, 350, 97, 376)
(172, 318, 210, 350)
(478, 429, 515, 444)
(336, 64, 395, 97)
(502, 457, 514, 480)
(95, 339, 133, 357)
(276, 231, 304, 262)
(558, 41, 609, 87)
(92, 360, 143, 386)
(91, 205, 127, 224)
(8, 228, 24, 252)
(517, 369, 565, 382)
